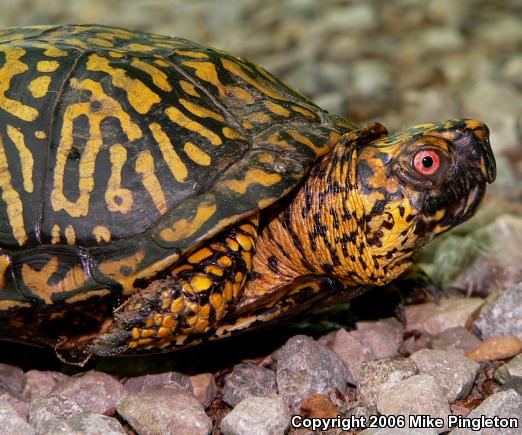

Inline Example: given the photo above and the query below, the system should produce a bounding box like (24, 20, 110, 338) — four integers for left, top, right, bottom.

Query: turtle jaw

(448, 181, 486, 226)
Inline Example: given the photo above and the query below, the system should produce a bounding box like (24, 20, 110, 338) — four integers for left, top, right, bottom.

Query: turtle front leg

(91, 214, 259, 356)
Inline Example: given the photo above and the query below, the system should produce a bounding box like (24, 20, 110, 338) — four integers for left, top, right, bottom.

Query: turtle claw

(89, 330, 132, 357)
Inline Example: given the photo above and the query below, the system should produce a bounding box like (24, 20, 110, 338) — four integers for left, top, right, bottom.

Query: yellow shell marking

(165, 106, 222, 145)
(287, 129, 327, 156)
(154, 59, 170, 68)
(66, 289, 110, 303)
(183, 142, 211, 166)
(265, 101, 290, 117)
(51, 78, 142, 217)
(36, 60, 59, 72)
(6, 125, 33, 193)
(51, 224, 60, 244)
(0, 47, 38, 121)
(176, 50, 208, 59)
(21, 257, 88, 304)
(98, 250, 145, 291)
(93, 225, 111, 243)
(86, 37, 114, 47)
(28, 75, 51, 98)
(62, 38, 88, 49)
(226, 86, 255, 104)
(0, 134, 26, 245)
(135, 150, 168, 214)
(106, 144, 133, 213)
(64, 225, 76, 245)
(179, 80, 201, 98)
(223, 169, 282, 195)
(86, 54, 160, 114)
(35, 131, 46, 139)
(291, 105, 317, 119)
(222, 127, 246, 141)
(160, 202, 217, 243)
(179, 99, 224, 122)
(125, 43, 154, 52)
(131, 58, 172, 92)
(187, 247, 213, 264)
(0, 254, 10, 289)
(181, 61, 225, 95)
(149, 122, 188, 183)
(221, 58, 286, 100)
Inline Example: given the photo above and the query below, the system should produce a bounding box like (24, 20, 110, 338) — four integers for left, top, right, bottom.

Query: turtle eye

(413, 150, 440, 175)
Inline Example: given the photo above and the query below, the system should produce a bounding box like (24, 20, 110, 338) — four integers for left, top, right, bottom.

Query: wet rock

(405, 298, 484, 336)
(123, 370, 191, 394)
(455, 389, 522, 434)
(409, 349, 479, 401)
(117, 389, 211, 435)
(220, 395, 290, 435)
(0, 397, 35, 435)
(0, 363, 24, 398)
(466, 336, 522, 363)
(28, 395, 84, 433)
(300, 394, 338, 418)
(0, 391, 28, 420)
(223, 363, 277, 407)
(22, 370, 68, 401)
(495, 354, 522, 384)
(37, 412, 126, 435)
(357, 358, 418, 407)
(275, 335, 347, 409)
(53, 370, 126, 415)
(190, 373, 217, 408)
(430, 326, 482, 354)
(377, 374, 450, 428)
(474, 282, 522, 341)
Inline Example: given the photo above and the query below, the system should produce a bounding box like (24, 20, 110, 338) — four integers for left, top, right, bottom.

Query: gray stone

(0, 397, 35, 435)
(22, 370, 68, 401)
(495, 354, 522, 384)
(190, 373, 217, 408)
(452, 389, 522, 434)
(474, 282, 522, 341)
(53, 370, 126, 415)
(430, 326, 482, 354)
(223, 364, 277, 407)
(332, 329, 374, 385)
(124, 370, 192, 394)
(357, 358, 418, 407)
(275, 335, 347, 409)
(377, 374, 450, 427)
(37, 412, 126, 435)
(0, 391, 28, 420)
(405, 298, 484, 336)
(0, 363, 24, 398)
(117, 389, 211, 435)
(220, 395, 290, 435)
(28, 395, 83, 433)
(409, 349, 479, 401)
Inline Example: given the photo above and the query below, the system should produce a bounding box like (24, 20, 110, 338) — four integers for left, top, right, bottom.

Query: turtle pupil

(422, 156, 433, 168)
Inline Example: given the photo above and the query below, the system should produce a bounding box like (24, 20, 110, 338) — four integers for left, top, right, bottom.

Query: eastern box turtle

(0, 25, 495, 361)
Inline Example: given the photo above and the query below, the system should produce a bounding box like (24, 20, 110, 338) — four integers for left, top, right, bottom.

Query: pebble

(430, 326, 482, 354)
(275, 335, 347, 409)
(466, 336, 522, 363)
(36, 412, 126, 435)
(453, 389, 522, 434)
(332, 328, 374, 384)
(377, 374, 450, 429)
(299, 394, 338, 418)
(223, 363, 277, 407)
(360, 428, 438, 435)
(220, 395, 290, 435)
(117, 389, 211, 435)
(53, 370, 126, 415)
(123, 370, 192, 394)
(409, 349, 479, 401)
(1, 391, 28, 420)
(0, 397, 35, 435)
(28, 395, 84, 433)
(0, 363, 24, 398)
(22, 370, 68, 400)
(357, 358, 418, 407)
(495, 354, 522, 384)
(405, 298, 484, 336)
(474, 282, 522, 341)
(190, 373, 217, 408)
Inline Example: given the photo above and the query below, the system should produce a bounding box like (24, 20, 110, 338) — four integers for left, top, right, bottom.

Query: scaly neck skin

(242, 139, 416, 304)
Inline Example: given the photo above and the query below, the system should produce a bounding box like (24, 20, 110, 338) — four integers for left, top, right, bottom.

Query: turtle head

(356, 119, 496, 256)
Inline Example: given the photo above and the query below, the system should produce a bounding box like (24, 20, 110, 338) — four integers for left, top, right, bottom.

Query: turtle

(0, 24, 495, 361)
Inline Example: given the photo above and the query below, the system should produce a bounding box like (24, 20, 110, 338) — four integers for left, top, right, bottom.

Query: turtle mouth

(447, 182, 486, 225)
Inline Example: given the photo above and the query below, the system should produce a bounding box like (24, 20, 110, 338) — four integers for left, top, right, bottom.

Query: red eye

(414, 150, 440, 175)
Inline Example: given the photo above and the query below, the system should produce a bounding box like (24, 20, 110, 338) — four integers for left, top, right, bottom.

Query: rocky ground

(0, 0, 522, 434)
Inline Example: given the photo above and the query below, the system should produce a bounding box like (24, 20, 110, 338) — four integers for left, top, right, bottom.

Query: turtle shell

(0, 25, 353, 311)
